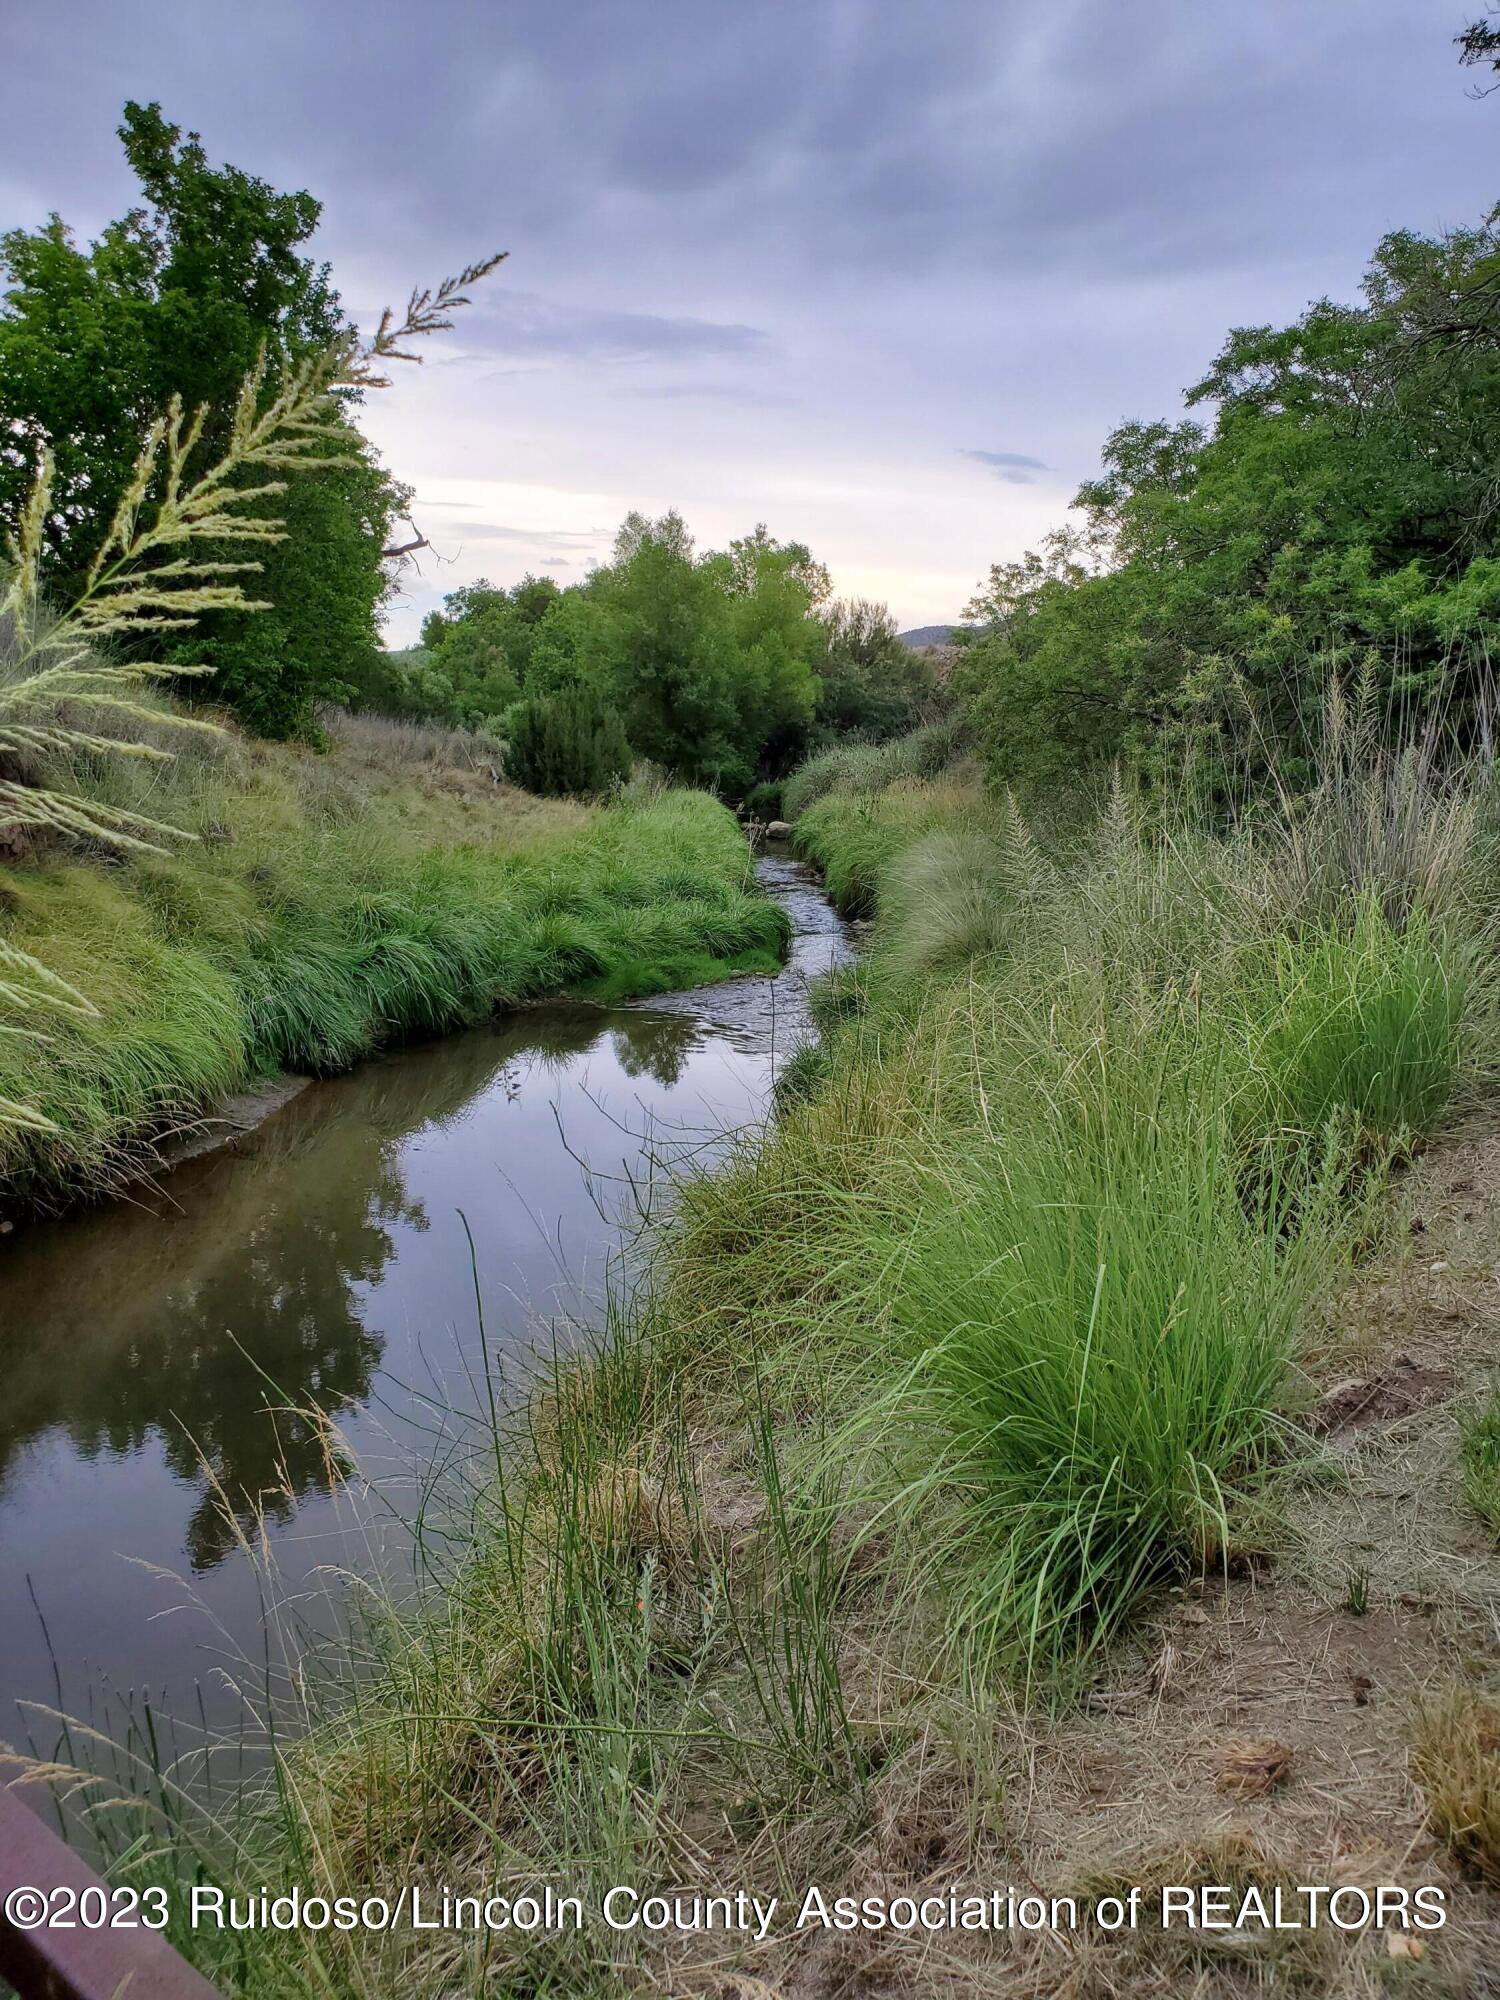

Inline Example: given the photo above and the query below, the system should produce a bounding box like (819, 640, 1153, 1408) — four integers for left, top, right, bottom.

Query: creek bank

(0, 736, 786, 1216)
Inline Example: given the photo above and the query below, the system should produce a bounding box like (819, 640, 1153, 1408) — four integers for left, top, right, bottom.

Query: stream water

(0, 848, 846, 1759)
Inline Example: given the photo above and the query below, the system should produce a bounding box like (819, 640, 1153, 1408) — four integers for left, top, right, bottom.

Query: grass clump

(1460, 1388, 1500, 1540)
(1411, 1686, 1500, 1888)
(889, 1030, 1334, 1674)
(1243, 899, 1468, 1165)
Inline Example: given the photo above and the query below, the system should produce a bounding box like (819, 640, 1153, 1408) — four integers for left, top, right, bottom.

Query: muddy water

(0, 850, 845, 1753)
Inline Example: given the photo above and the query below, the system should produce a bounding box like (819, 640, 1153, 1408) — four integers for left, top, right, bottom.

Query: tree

(0, 102, 405, 736)
(1459, 12, 1500, 88)
(593, 511, 746, 785)
(818, 598, 943, 741)
(419, 574, 564, 725)
(709, 528, 826, 777)
(957, 208, 1500, 787)
(399, 513, 828, 791)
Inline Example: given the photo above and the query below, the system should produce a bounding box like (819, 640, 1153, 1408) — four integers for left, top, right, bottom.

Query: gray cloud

(963, 449, 1050, 485)
(465, 291, 770, 366)
(426, 523, 603, 547)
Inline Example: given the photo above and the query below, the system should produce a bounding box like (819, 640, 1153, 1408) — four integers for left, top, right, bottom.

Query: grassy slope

(73, 739, 1500, 1995)
(0, 712, 787, 1207)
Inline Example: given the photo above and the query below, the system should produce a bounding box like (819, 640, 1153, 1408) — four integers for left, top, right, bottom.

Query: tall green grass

(880, 1008, 1336, 1675)
(779, 720, 1490, 1670)
(0, 757, 786, 1202)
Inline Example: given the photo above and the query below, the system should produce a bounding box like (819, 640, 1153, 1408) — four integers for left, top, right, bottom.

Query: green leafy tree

(958, 208, 1500, 787)
(406, 514, 828, 790)
(818, 598, 943, 741)
(589, 511, 746, 787)
(710, 527, 826, 777)
(419, 574, 564, 724)
(524, 582, 611, 699)
(0, 102, 407, 736)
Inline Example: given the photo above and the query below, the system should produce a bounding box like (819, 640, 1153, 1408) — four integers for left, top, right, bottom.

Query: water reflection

(0, 851, 846, 1733)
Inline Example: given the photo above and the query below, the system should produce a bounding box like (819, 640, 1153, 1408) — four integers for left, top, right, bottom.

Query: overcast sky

(5, 2, 1496, 640)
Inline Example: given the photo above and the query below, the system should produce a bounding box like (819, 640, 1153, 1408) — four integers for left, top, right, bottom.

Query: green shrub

(742, 779, 784, 819)
(782, 717, 969, 821)
(506, 684, 633, 798)
(782, 741, 889, 820)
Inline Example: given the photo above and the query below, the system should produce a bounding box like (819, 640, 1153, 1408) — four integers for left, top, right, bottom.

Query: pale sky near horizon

(5, 2, 1497, 642)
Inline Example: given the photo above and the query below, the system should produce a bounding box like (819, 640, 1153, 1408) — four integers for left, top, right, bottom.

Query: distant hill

(899, 624, 956, 649)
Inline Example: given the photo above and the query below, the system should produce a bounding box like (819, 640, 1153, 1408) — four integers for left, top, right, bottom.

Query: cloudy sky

(6, 2, 1496, 640)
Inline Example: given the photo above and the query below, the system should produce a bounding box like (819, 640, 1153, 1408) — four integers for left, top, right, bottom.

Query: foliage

(344, 644, 464, 725)
(782, 714, 970, 822)
(956, 208, 1500, 787)
(742, 778, 784, 818)
(415, 575, 563, 726)
(1459, 11, 1500, 82)
(398, 514, 828, 794)
(0, 103, 458, 736)
(0, 255, 500, 1134)
(817, 597, 944, 741)
(1461, 1388, 1500, 1539)
(1244, 902, 1467, 1162)
(505, 682, 633, 798)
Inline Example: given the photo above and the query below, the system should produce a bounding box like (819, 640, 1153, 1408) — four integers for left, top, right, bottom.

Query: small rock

(765, 820, 792, 838)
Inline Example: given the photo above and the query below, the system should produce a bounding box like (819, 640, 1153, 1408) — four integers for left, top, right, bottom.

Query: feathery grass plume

(0, 254, 506, 1132)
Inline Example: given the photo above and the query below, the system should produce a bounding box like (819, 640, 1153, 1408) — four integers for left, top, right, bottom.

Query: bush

(742, 779, 784, 819)
(782, 716, 969, 821)
(506, 685, 633, 799)
(782, 742, 889, 820)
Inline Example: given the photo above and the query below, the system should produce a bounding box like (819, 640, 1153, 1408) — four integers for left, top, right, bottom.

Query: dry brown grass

(1411, 1685, 1500, 1890)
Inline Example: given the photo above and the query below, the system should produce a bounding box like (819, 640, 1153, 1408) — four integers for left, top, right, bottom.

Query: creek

(0, 848, 846, 1759)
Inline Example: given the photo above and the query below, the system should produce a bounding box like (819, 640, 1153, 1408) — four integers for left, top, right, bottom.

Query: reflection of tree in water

(0, 1023, 568, 1569)
(0, 1000, 707, 1571)
(167, 1145, 415, 1569)
(609, 1010, 698, 1087)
